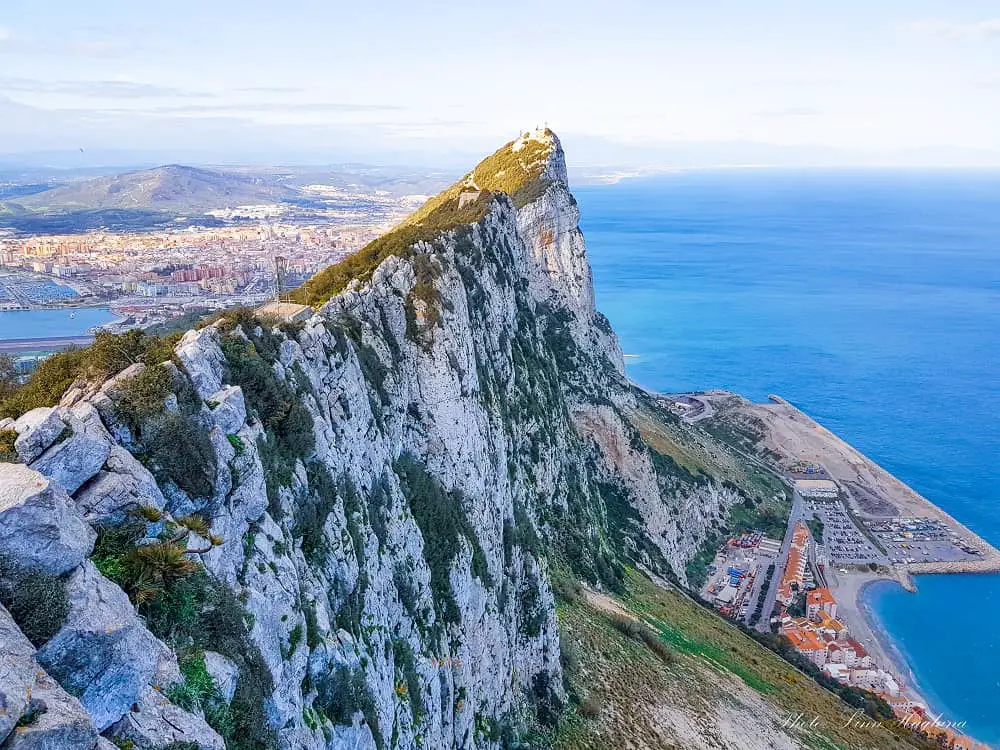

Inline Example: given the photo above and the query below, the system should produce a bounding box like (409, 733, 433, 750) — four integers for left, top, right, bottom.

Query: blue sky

(1, 1, 999, 166)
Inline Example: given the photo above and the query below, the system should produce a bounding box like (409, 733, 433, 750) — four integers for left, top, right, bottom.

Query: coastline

(826, 570, 922, 699)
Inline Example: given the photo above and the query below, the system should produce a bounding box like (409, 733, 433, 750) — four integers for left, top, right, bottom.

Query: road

(754, 490, 807, 632)
(0, 335, 94, 353)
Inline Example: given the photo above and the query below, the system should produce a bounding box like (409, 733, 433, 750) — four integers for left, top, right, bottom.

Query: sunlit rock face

(0, 131, 744, 750)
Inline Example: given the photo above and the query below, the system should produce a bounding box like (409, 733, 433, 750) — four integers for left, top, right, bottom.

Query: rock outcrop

(0, 129, 788, 750)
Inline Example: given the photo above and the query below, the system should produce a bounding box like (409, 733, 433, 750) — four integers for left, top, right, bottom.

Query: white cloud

(907, 18, 1000, 40)
(0, 27, 11, 42)
(0, 76, 214, 99)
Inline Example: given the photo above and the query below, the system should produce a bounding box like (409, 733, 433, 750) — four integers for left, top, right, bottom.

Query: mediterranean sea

(0, 307, 117, 341)
(576, 169, 1000, 744)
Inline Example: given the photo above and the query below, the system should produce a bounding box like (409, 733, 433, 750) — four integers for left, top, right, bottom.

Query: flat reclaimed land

(682, 391, 1000, 576)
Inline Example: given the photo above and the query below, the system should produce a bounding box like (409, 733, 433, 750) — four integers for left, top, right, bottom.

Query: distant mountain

(11, 164, 298, 213)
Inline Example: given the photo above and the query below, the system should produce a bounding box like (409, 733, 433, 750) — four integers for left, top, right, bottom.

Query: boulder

(29, 406, 111, 495)
(0, 604, 99, 750)
(106, 686, 225, 750)
(11, 408, 67, 464)
(74, 445, 166, 523)
(0, 603, 37, 740)
(207, 385, 246, 434)
(175, 327, 226, 400)
(203, 651, 239, 704)
(35, 562, 178, 731)
(0, 465, 94, 575)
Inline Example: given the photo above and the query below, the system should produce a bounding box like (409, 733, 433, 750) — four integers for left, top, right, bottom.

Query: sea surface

(0, 307, 116, 341)
(576, 169, 1000, 744)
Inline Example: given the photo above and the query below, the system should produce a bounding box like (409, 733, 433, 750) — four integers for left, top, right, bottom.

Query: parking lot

(802, 498, 886, 565)
(864, 517, 983, 564)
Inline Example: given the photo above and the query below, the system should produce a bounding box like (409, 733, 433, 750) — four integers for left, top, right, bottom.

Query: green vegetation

(219, 321, 315, 515)
(290, 131, 556, 308)
(91, 519, 275, 749)
(0, 329, 179, 420)
(291, 191, 491, 308)
(394, 454, 491, 628)
(316, 666, 383, 749)
(806, 514, 824, 543)
(107, 364, 217, 499)
(167, 651, 235, 739)
(0, 428, 19, 462)
(393, 639, 427, 722)
(0, 354, 18, 401)
(0, 554, 69, 647)
(554, 571, 927, 750)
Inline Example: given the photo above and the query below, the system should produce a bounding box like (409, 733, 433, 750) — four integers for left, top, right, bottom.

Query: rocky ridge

(1, 129, 800, 749)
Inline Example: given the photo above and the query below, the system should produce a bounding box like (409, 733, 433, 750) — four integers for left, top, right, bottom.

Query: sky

(1, 1, 999, 168)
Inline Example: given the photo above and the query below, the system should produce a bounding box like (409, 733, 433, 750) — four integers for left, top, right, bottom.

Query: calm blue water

(576, 169, 1000, 743)
(0, 308, 116, 341)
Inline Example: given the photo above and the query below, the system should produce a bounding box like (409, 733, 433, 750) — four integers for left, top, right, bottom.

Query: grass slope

(554, 571, 926, 750)
(290, 130, 557, 308)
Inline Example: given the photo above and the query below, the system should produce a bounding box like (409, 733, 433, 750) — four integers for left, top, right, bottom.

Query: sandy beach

(827, 568, 932, 710)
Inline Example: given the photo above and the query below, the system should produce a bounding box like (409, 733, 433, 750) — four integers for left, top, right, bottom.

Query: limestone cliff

(0, 130, 847, 750)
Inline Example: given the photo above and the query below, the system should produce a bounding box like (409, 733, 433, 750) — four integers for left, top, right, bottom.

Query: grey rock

(0, 602, 37, 740)
(36, 562, 178, 731)
(74, 445, 165, 523)
(207, 385, 246, 434)
(175, 327, 226, 400)
(107, 686, 224, 750)
(29, 407, 111, 495)
(203, 651, 238, 704)
(0, 464, 94, 575)
(11, 408, 67, 464)
(0, 604, 99, 750)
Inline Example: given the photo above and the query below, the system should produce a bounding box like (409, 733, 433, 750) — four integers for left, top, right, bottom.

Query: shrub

(220, 329, 315, 513)
(0, 329, 180, 420)
(394, 454, 490, 628)
(0, 554, 69, 646)
(608, 615, 675, 665)
(109, 364, 173, 433)
(145, 411, 217, 499)
(316, 666, 382, 749)
(577, 694, 603, 718)
(0, 428, 19, 463)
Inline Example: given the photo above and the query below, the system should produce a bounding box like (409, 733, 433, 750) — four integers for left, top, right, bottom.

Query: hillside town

(0, 222, 391, 316)
(701, 473, 990, 749)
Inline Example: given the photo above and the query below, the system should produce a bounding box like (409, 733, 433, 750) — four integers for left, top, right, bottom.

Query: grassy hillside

(553, 571, 930, 750)
(290, 129, 557, 308)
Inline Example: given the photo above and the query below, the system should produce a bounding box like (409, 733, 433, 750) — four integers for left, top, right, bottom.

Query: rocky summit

(0, 130, 924, 750)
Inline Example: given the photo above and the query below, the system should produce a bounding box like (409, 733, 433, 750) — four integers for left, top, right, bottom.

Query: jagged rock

(0, 464, 94, 575)
(207, 385, 246, 434)
(175, 327, 226, 399)
(29, 405, 111, 495)
(0, 602, 37, 740)
(106, 686, 224, 750)
(74, 445, 166, 523)
(5, 130, 771, 750)
(203, 651, 238, 703)
(0, 604, 99, 750)
(35, 562, 179, 731)
(11, 408, 67, 464)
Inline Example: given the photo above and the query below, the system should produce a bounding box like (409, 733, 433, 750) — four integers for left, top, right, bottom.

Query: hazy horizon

(2, 1, 1000, 169)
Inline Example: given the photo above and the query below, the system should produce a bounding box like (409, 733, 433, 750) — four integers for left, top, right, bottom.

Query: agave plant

(126, 542, 200, 589)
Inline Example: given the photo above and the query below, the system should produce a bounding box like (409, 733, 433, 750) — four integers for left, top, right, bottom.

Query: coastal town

(694, 391, 998, 750)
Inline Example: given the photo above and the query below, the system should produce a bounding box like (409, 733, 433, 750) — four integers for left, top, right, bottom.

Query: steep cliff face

(0, 130, 787, 750)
